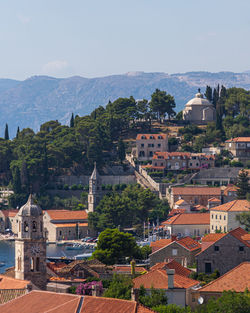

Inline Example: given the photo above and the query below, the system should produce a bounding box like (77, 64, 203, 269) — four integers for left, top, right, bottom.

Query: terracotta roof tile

(223, 185, 238, 196)
(45, 210, 88, 220)
(162, 213, 210, 225)
(169, 209, 186, 216)
(54, 223, 88, 227)
(0, 291, 151, 313)
(113, 266, 147, 274)
(225, 137, 250, 142)
(152, 152, 190, 160)
(229, 227, 250, 247)
(199, 262, 250, 293)
(0, 275, 30, 289)
(202, 233, 226, 243)
(211, 200, 250, 212)
(1, 210, 18, 218)
(133, 269, 198, 289)
(150, 239, 172, 252)
(177, 237, 201, 251)
(150, 260, 191, 277)
(172, 186, 221, 196)
(175, 199, 186, 205)
(136, 134, 167, 140)
(208, 197, 221, 202)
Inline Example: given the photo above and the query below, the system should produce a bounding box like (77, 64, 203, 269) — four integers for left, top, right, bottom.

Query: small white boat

(74, 253, 93, 260)
(66, 243, 83, 250)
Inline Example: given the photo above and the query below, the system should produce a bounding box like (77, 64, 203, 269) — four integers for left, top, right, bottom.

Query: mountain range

(1, 71, 250, 138)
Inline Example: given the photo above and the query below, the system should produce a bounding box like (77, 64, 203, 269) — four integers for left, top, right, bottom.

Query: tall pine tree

(205, 85, 213, 101)
(236, 169, 249, 199)
(70, 113, 74, 128)
(4, 123, 9, 140)
(16, 126, 20, 138)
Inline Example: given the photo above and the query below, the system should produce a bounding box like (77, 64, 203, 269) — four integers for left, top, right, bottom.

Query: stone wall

(54, 175, 136, 186)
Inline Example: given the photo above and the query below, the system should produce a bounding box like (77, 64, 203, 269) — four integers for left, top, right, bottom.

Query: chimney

(171, 235, 177, 242)
(167, 269, 175, 289)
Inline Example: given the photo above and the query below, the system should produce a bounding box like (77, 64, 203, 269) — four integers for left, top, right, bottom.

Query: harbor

(0, 240, 96, 273)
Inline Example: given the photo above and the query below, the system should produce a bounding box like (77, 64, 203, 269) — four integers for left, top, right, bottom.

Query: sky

(0, 0, 250, 80)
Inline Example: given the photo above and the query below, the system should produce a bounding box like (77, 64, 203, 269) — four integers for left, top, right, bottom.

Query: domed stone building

(183, 89, 215, 124)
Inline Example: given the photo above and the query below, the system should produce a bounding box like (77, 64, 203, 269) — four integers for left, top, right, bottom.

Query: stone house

(196, 227, 250, 275)
(168, 186, 221, 208)
(194, 262, 250, 306)
(132, 133, 168, 161)
(0, 210, 19, 233)
(210, 200, 250, 233)
(149, 236, 201, 267)
(225, 137, 250, 165)
(43, 210, 92, 241)
(161, 213, 210, 238)
(222, 184, 238, 203)
(132, 262, 199, 307)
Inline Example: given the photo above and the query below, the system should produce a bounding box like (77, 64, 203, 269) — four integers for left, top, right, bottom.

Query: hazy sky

(0, 0, 250, 80)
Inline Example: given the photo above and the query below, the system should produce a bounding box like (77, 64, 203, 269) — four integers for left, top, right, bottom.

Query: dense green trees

(88, 184, 169, 232)
(150, 89, 176, 121)
(103, 274, 133, 300)
(92, 228, 141, 265)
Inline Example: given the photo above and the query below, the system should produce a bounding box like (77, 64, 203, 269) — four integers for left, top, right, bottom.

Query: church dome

(18, 194, 43, 217)
(185, 89, 213, 107)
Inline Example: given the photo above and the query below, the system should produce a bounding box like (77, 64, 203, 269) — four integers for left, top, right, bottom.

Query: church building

(183, 89, 215, 124)
(87, 162, 102, 213)
(15, 195, 47, 290)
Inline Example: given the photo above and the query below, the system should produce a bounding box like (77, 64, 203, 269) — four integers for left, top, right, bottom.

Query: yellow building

(210, 200, 250, 233)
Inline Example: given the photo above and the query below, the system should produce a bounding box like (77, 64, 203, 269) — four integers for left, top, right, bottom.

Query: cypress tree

(4, 123, 9, 140)
(212, 88, 219, 108)
(12, 166, 22, 194)
(70, 113, 74, 128)
(236, 169, 249, 199)
(117, 139, 126, 164)
(205, 85, 213, 101)
(16, 126, 20, 138)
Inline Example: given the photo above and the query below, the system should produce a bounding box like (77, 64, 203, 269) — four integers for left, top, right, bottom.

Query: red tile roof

(208, 197, 221, 202)
(168, 209, 187, 216)
(172, 187, 221, 196)
(199, 262, 250, 293)
(1, 210, 18, 217)
(113, 266, 147, 274)
(152, 152, 190, 160)
(177, 237, 201, 251)
(0, 275, 30, 289)
(162, 213, 210, 225)
(202, 233, 226, 242)
(150, 260, 191, 277)
(223, 184, 238, 196)
(0, 291, 155, 313)
(229, 227, 250, 247)
(45, 210, 88, 220)
(133, 269, 198, 289)
(136, 134, 167, 140)
(225, 137, 250, 142)
(211, 200, 250, 212)
(54, 223, 88, 227)
(150, 239, 172, 253)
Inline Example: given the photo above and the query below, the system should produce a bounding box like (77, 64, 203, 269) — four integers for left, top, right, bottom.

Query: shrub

(63, 184, 69, 190)
(70, 184, 78, 190)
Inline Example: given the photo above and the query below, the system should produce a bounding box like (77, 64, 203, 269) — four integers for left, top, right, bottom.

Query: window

(32, 221, 37, 232)
(150, 136, 153, 139)
(220, 215, 221, 220)
(149, 151, 153, 156)
(211, 225, 214, 230)
(224, 216, 226, 220)
(214, 246, 219, 251)
(172, 249, 178, 256)
(216, 215, 217, 219)
(212, 214, 213, 219)
(59, 230, 62, 236)
(190, 162, 192, 166)
(30, 257, 34, 271)
(161, 163, 163, 166)
(24, 221, 29, 232)
(36, 257, 40, 271)
(158, 136, 163, 139)
(158, 143, 161, 147)
(141, 143, 144, 147)
(141, 136, 146, 139)
(17, 257, 21, 271)
(224, 226, 226, 232)
(239, 246, 244, 252)
(205, 262, 212, 274)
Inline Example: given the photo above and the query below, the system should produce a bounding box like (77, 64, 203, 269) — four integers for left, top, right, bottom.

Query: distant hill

(1, 71, 250, 138)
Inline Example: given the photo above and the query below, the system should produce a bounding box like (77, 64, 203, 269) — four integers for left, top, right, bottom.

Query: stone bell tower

(15, 194, 47, 290)
(87, 162, 101, 213)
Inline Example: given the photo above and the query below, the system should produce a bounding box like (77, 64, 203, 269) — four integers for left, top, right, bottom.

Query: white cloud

(42, 60, 69, 75)
(17, 13, 31, 24)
